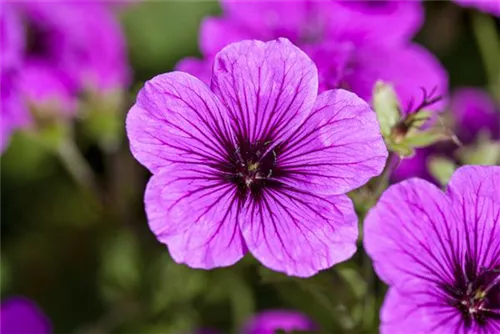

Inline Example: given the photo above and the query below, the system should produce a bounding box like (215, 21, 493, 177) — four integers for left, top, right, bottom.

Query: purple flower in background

(0, 297, 51, 334)
(365, 165, 500, 333)
(390, 149, 434, 183)
(451, 87, 499, 143)
(127, 38, 387, 277)
(177, 0, 447, 112)
(243, 310, 316, 334)
(453, 0, 500, 16)
(14, 1, 130, 95)
(0, 4, 30, 152)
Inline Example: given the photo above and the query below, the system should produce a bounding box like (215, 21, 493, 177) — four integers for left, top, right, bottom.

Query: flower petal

(145, 166, 247, 269)
(19, 62, 78, 115)
(175, 57, 213, 86)
(278, 89, 387, 195)
(220, 0, 310, 42)
(0, 297, 51, 334)
(200, 17, 254, 56)
(241, 191, 357, 277)
(348, 43, 448, 113)
(446, 165, 500, 269)
(126, 72, 235, 173)
(327, 1, 424, 45)
(242, 310, 316, 334)
(211, 38, 318, 145)
(364, 178, 461, 288)
(380, 287, 462, 334)
(451, 88, 499, 143)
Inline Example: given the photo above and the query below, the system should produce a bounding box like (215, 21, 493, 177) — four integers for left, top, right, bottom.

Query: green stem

(57, 139, 100, 199)
(471, 11, 500, 98)
(372, 152, 397, 201)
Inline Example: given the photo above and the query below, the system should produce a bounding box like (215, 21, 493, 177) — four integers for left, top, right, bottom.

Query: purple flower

(127, 38, 387, 277)
(177, 0, 447, 112)
(0, 4, 30, 152)
(0, 297, 51, 334)
(451, 87, 499, 144)
(453, 0, 500, 16)
(390, 149, 434, 183)
(14, 1, 130, 95)
(1, 3, 24, 70)
(242, 310, 316, 334)
(364, 165, 500, 333)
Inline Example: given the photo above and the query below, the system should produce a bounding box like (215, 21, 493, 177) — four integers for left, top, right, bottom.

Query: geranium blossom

(177, 0, 447, 112)
(243, 310, 316, 334)
(0, 297, 52, 334)
(127, 38, 387, 277)
(0, 3, 29, 152)
(364, 165, 500, 333)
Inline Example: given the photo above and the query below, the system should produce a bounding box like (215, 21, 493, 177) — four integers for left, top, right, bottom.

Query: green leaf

(372, 81, 402, 136)
(428, 156, 457, 186)
(402, 129, 456, 148)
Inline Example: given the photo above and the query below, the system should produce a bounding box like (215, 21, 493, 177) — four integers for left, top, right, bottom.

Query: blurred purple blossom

(242, 310, 316, 334)
(0, 297, 52, 334)
(127, 38, 387, 277)
(0, 4, 30, 152)
(453, 0, 500, 16)
(0, 1, 130, 152)
(177, 0, 447, 112)
(365, 165, 500, 333)
(451, 87, 499, 143)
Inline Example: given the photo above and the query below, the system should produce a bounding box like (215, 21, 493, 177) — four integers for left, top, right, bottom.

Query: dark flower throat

(445, 259, 500, 327)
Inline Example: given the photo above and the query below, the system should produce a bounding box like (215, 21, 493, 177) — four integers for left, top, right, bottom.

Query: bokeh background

(1, 1, 498, 333)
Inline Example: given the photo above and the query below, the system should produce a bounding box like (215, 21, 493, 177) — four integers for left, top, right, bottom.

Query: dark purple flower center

(223, 139, 284, 201)
(25, 21, 53, 60)
(445, 261, 500, 327)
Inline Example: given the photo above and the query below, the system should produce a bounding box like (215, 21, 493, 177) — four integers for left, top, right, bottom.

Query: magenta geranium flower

(0, 297, 52, 334)
(14, 1, 130, 95)
(243, 310, 316, 334)
(451, 87, 499, 143)
(453, 0, 500, 16)
(364, 165, 500, 333)
(0, 4, 30, 152)
(127, 38, 387, 277)
(177, 0, 447, 112)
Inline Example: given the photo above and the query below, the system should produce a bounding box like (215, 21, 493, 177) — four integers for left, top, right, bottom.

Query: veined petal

(211, 38, 318, 145)
(447, 166, 500, 270)
(278, 89, 387, 195)
(240, 191, 357, 277)
(364, 178, 462, 288)
(381, 287, 462, 334)
(126, 72, 235, 173)
(145, 166, 247, 269)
